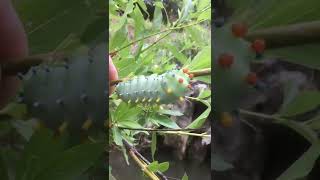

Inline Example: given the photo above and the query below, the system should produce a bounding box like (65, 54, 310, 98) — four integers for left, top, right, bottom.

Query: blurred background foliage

(1, 0, 107, 180)
(213, 1, 320, 179)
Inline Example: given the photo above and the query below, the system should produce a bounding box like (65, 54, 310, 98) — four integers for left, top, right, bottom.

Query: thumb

(109, 55, 118, 95)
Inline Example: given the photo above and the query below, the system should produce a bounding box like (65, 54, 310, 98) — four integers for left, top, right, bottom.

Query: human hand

(0, 0, 28, 109)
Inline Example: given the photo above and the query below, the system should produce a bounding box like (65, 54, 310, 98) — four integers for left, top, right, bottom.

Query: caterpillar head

(162, 69, 191, 98)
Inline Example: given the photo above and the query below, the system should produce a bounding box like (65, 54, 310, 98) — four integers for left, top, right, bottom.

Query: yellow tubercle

(156, 97, 160, 103)
(82, 119, 93, 130)
(221, 112, 233, 127)
(58, 121, 68, 134)
(166, 88, 172, 94)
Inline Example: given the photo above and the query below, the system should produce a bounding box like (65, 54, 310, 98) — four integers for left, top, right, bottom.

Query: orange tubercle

(189, 74, 194, 79)
(178, 78, 184, 83)
(187, 84, 192, 89)
(183, 68, 189, 74)
(218, 53, 234, 68)
(245, 72, 258, 85)
(231, 23, 248, 38)
(220, 112, 233, 127)
(251, 39, 266, 54)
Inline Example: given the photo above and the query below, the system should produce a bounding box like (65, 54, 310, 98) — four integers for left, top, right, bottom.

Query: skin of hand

(0, 0, 118, 109)
(0, 0, 28, 109)
(109, 55, 118, 95)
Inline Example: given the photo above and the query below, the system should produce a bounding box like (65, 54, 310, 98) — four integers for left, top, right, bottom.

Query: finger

(108, 55, 118, 95)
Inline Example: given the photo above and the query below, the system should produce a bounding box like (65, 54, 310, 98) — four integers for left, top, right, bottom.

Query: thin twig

(140, 32, 172, 54)
(246, 20, 320, 48)
(1, 52, 65, 76)
(161, 131, 211, 138)
(122, 139, 168, 180)
(189, 68, 211, 77)
(117, 126, 207, 132)
(110, 19, 207, 54)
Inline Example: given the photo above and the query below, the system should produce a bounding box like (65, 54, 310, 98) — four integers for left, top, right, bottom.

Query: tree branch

(246, 21, 320, 49)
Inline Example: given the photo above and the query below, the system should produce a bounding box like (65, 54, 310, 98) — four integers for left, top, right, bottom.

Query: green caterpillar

(115, 69, 193, 105)
(16, 44, 108, 131)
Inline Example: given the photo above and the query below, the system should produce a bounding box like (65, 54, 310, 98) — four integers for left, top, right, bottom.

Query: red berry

(183, 68, 189, 74)
(251, 39, 266, 54)
(218, 53, 234, 68)
(245, 72, 258, 85)
(231, 23, 248, 38)
(178, 78, 184, 83)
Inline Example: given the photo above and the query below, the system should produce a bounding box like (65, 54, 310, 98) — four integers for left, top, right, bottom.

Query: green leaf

(0, 120, 11, 137)
(306, 114, 320, 130)
(80, 16, 106, 45)
(118, 120, 143, 129)
(185, 25, 209, 47)
(112, 127, 123, 146)
(147, 161, 169, 173)
(179, 0, 193, 23)
(164, 44, 188, 63)
(114, 57, 140, 78)
(34, 142, 105, 180)
(132, 3, 145, 35)
(152, 6, 163, 30)
(187, 45, 211, 70)
(11, 120, 37, 141)
(158, 109, 183, 116)
(182, 172, 189, 180)
(158, 162, 169, 172)
(229, 0, 320, 30)
(124, 1, 134, 15)
(212, 153, 234, 171)
(155, 2, 165, 9)
(0, 149, 19, 180)
(0, 150, 9, 180)
(197, 89, 211, 99)
(265, 44, 320, 70)
(196, 0, 211, 21)
(151, 132, 157, 161)
(279, 80, 301, 113)
(0, 103, 27, 119)
(16, 129, 64, 180)
(277, 143, 320, 180)
(110, 18, 128, 51)
(147, 161, 159, 172)
(136, 0, 148, 16)
(281, 91, 320, 117)
(14, 0, 106, 54)
(150, 115, 180, 129)
(114, 102, 142, 122)
(280, 120, 319, 144)
(186, 98, 211, 129)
